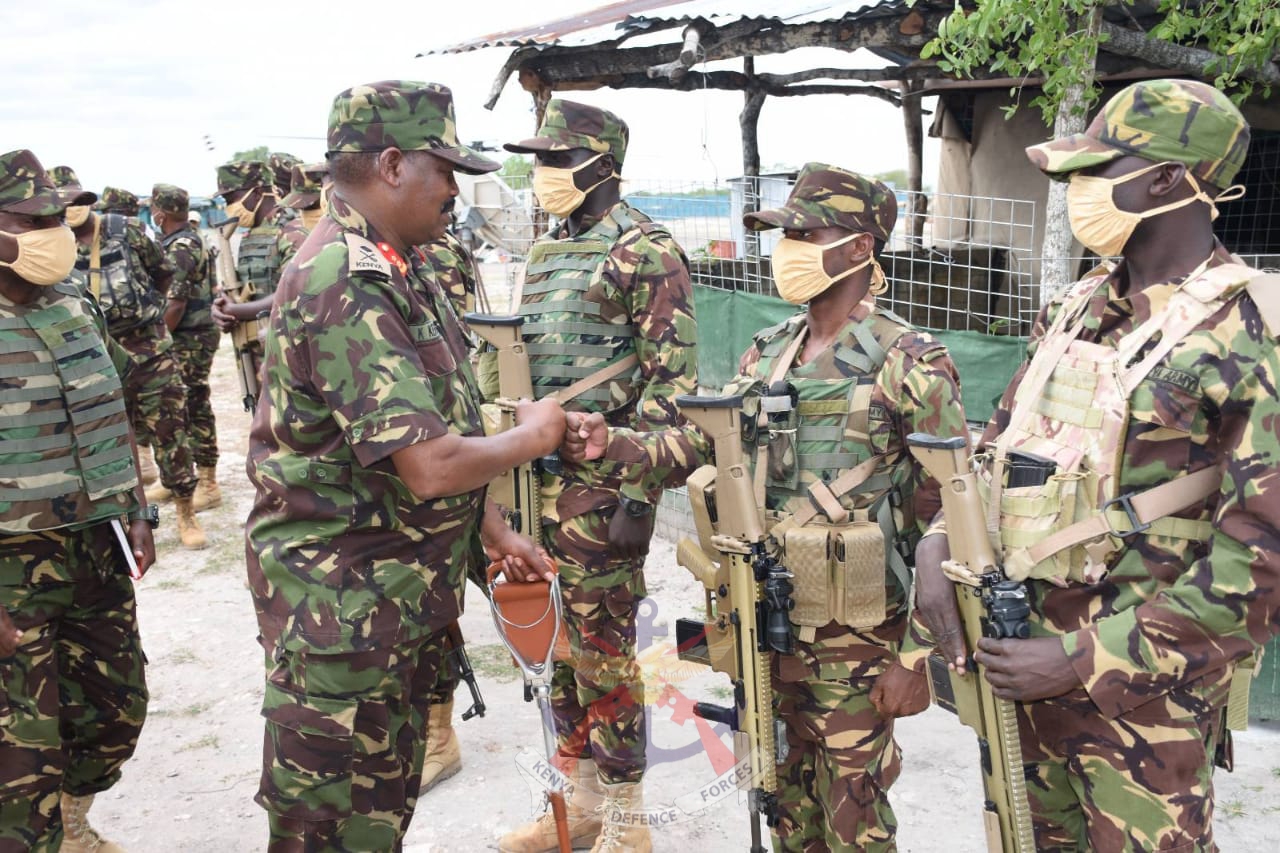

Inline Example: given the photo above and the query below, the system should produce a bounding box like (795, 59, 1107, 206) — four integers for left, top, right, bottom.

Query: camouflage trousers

(256, 630, 448, 852)
(120, 323, 197, 498)
(1017, 672, 1231, 852)
(0, 525, 148, 853)
(546, 509, 649, 785)
(171, 327, 220, 469)
(770, 614, 907, 853)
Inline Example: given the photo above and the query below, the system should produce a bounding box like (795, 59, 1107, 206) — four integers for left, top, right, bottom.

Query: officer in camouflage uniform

(151, 183, 222, 512)
(914, 79, 1280, 851)
(565, 164, 968, 852)
(53, 169, 207, 550)
(0, 149, 156, 853)
(497, 99, 699, 853)
(210, 160, 308, 382)
(280, 161, 328, 234)
(245, 80, 567, 852)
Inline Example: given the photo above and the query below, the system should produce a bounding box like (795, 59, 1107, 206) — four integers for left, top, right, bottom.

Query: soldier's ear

(377, 148, 406, 188)
(1148, 162, 1186, 198)
(849, 232, 875, 263)
(598, 154, 616, 178)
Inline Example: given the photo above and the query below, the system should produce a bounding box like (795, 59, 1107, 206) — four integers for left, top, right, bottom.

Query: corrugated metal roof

(429, 0, 896, 55)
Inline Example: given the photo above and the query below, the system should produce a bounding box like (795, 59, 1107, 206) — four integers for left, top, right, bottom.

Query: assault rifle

(906, 434, 1035, 853)
(673, 394, 794, 853)
(211, 218, 261, 413)
(463, 313, 541, 542)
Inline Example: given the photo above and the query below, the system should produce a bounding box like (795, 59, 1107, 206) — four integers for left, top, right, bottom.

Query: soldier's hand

(562, 412, 608, 463)
(486, 533, 555, 583)
(514, 398, 566, 459)
(914, 533, 967, 673)
(211, 295, 238, 332)
(608, 507, 651, 561)
(974, 636, 1081, 701)
(869, 661, 931, 718)
(0, 606, 21, 657)
(128, 520, 157, 578)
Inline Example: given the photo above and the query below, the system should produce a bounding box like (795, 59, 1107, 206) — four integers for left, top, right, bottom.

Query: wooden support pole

(901, 80, 925, 243)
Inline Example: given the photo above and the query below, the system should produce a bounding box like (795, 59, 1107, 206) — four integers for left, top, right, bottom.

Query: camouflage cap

(504, 99, 629, 166)
(98, 186, 140, 215)
(216, 160, 270, 196)
(1026, 78, 1250, 187)
(50, 165, 85, 192)
(268, 152, 300, 194)
(0, 150, 95, 214)
(327, 80, 499, 175)
(281, 162, 328, 209)
(151, 183, 189, 214)
(744, 162, 897, 242)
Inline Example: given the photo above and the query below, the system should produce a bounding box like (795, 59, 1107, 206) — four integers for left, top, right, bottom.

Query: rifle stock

(465, 312, 540, 544)
(675, 394, 790, 853)
(906, 434, 1036, 853)
(212, 220, 261, 412)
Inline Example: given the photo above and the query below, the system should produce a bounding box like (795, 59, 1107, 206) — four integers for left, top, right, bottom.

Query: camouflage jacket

(420, 230, 480, 321)
(244, 191, 487, 653)
(525, 201, 698, 521)
(980, 243, 1280, 717)
(161, 225, 215, 332)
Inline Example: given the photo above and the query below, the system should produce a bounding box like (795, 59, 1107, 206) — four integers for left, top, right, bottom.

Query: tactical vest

(0, 285, 137, 534)
(988, 262, 1255, 585)
(73, 213, 161, 335)
(162, 227, 215, 332)
(237, 220, 283, 299)
(743, 309, 918, 636)
(517, 206, 667, 412)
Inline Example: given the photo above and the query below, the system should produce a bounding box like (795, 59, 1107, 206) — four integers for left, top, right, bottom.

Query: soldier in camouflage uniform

(497, 99, 699, 853)
(564, 164, 968, 852)
(210, 160, 308, 381)
(151, 183, 222, 512)
(280, 161, 328, 234)
(0, 149, 157, 853)
(913, 79, 1280, 851)
(52, 168, 207, 550)
(268, 152, 301, 203)
(245, 80, 567, 852)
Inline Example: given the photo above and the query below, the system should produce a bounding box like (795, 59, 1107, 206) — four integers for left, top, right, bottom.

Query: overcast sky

(1, 0, 940, 198)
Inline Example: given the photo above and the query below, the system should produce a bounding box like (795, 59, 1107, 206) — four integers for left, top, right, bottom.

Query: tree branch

(1099, 20, 1280, 87)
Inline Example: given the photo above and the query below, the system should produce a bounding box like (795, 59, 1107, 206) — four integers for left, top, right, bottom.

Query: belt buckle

(1101, 493, 1151, 538)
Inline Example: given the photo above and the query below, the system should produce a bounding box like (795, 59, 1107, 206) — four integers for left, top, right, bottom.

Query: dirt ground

(88, 341, 1280, 852)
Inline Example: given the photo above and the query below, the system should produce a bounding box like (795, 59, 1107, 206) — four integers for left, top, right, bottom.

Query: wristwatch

(127, 504, 160, 529)
(618, 496, 653, 519)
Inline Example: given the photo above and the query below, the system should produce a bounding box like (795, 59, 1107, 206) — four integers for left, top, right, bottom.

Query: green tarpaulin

(691, 284, 1026, 425)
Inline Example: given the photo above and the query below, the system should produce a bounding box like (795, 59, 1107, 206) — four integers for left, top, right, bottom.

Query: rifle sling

(548, 353, 639, 404)
(1019, 465, 1221, 568)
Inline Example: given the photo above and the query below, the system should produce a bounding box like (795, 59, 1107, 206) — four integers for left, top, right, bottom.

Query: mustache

(441, 198, 455, 215)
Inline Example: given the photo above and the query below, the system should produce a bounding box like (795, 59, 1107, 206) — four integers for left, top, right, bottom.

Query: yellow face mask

(299, 207, 324, 231)
(1066, 161, 1245, 258)
(0, 225, 78, 286)
(771, 233, 884, 304)
(532, 153, 614, 218)
(224, 190, 268, 229)
(64, 205, 91, 229)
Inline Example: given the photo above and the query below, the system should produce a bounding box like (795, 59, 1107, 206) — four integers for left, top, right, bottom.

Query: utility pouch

(783, 520, 886, 631)
(762, 382, 799, 491)
(475, 347, 500, 401)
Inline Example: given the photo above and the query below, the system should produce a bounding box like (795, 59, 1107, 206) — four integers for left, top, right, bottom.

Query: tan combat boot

(60, 792, 127, 853)
(144, 482, 172, 503)
(590, 781, 651, 853)
(136, 446, 158, 486)
(499, 758, 604, 853)
(420, 697, 462, 792)
(174, 495, 208, 550)
(192, 465, 222, 512)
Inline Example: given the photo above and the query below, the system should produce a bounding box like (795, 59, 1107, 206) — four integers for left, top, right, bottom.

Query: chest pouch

(781, 516, 887, 634)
